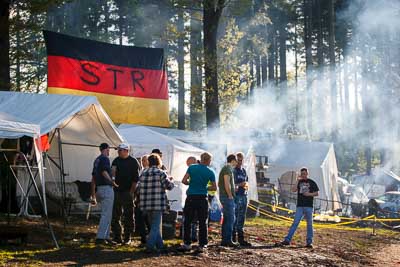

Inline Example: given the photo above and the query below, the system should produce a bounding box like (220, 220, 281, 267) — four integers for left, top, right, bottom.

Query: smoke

(204, 0, 400, 178)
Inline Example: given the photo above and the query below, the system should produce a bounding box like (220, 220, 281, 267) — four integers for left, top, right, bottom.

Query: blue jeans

(285, 206, 314, 245)
(220, 196, 236, 243)
(146, 211, 163, 250)
(233, 195, 248, 239)
(96, 185, 114, 240)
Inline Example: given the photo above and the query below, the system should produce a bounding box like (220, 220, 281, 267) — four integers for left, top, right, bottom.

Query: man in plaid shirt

(139, 153, 174, 252)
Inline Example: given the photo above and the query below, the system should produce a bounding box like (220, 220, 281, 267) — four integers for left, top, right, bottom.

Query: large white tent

(118, 125, 205, 211)
(253, 139, 341, 212)
(0, 92, 124, 214)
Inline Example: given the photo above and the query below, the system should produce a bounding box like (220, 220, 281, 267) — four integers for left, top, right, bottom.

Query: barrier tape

(252, 199, 400, 222)
(247, 204, 371, 232)
(253, 199, 357, 221)
(248, 204, 400, 231)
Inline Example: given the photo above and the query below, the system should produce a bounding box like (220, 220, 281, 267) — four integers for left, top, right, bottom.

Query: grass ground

(1, 215, 400, 266)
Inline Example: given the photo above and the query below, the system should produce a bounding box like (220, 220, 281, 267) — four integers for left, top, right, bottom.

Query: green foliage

(217, 19, 251, 126)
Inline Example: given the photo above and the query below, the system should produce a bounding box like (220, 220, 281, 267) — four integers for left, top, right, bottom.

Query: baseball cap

(118, 143, 130, 150)
(151, 148, 162, 155)
(99, 143, 110, 151)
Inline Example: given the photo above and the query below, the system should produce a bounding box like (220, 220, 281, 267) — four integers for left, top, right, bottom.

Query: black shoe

(239, 240, 252, 247)
(95, 239, 116, 245)
(275, 240, 290, 247)
(305, 243, 313, 248)
(197, 245, 207, 253)
(232, 233, 237, 243)
(178, 244, 192, 252)
(112, 238, 123, 244)
(95, 238, 107, 245)
(220, 241, 239, 248)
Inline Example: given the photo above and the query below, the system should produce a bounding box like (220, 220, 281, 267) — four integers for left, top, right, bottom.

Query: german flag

(44, 31, 169, 127)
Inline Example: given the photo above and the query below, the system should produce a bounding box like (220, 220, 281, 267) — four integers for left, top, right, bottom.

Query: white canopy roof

(0, 92, 124, 183)
(0, 112, 40, 138)
(0, 92, 123, 146)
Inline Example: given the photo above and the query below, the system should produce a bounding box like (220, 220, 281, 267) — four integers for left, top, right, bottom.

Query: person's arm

(90, 175, 97, 205)
(182, 173, 190, 185)
(102, 170, 118, 187)
(224, 174, 233, 199)
(160, 172, 174, 190)
(102, 158, 118, 187)
(303, 182, 319, 196)
(111, 166, 117, 179)
(208, 181, 217, 191)
(130, 160, 140, 194)
(303, 191, 319, 197)
(291, 177, 300, 192)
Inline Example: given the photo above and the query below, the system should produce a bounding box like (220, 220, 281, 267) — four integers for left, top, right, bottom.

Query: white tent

(0, 111, 60, 247)
(0, 92, 124, 214)
(118, 125, 205, 211)
(0, 111, 45, 212)
(254, 139, 341, 212)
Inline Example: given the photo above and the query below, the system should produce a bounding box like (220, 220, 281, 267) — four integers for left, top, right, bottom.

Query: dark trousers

(183, 195, 209, 246)
(111, 191, 134, 241)
(135, 206, 149, 243)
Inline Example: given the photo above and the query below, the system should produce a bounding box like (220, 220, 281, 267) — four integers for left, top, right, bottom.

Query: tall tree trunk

(361, 44, 372, 175)
(279, 20, 287, 99)
(267, 25, 275, 84)
(177, 8, 185, 130)
(249, 53, 254, 99)
(203, 0, 224, 128)
(328, 0, 337, 140)
(15, 1, 21, 92)
(0, 0, 10, 91)
(316, 0, 323, 67)
(343, 55, 350, 114)
(255, 55, 261, 87)
(190, 10, 203, 131)
(261, 55, 267, 86)
(304, 0, 313, 137)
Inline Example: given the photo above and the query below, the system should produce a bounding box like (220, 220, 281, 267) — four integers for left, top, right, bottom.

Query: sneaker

(112, 238, 123, 244)
(123, 239, 132, 245)
(305, 243, 313, 248)
(95, 238, 107, 245)
(197, 244, 208, 253)
(178, 244, 192, 252)
(275, 240, 290, 247)
(220, 241, 239, 248)
(239, 240, 252, 247)
(95, 239, 117, 245)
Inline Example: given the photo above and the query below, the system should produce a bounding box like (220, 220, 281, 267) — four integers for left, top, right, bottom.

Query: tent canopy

(0, 112, 40, 139)
(0, 92, 124, 183)
(0, 92, 123, 146)
(118, 125, 205, 211)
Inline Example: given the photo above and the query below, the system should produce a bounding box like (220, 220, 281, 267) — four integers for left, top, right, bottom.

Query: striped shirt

(139, 166, 174, 211)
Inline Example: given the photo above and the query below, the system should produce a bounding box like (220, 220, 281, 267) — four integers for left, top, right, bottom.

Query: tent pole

(20, 152, 59, 249)
(57, 129, 67, 227)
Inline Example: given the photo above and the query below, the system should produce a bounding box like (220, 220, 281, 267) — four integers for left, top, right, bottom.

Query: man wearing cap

(90, 143, 118, 245)
(111, 143, 140, 244)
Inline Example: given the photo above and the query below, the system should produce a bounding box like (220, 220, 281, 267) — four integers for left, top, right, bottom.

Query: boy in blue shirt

(181, 152, 217, 252)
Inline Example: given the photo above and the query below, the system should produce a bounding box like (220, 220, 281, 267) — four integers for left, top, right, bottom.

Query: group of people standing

(90, 142, 173, 251)
(90, 142, 320, 253)
(181, 152, 251, 252)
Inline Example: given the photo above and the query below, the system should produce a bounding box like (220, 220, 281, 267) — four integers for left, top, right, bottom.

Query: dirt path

(370, 243, 400, 266)
(2, 217, 400, 266)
